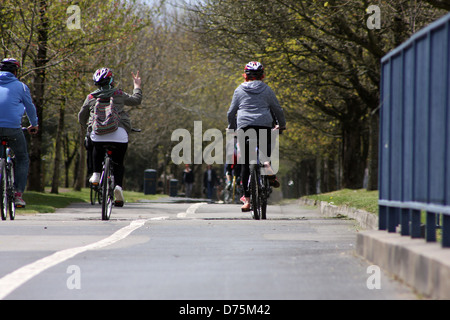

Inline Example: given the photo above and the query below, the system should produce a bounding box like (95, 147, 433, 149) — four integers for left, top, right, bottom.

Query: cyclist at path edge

(0, 58, 39, 208)
(78, 68, 142, 206)
(227, 61, 286, 212)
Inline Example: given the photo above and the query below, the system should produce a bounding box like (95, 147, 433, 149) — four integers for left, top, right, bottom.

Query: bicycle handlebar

(21, 126, 38, 135)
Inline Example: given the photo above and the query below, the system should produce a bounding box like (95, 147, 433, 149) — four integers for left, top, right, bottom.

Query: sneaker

(241, 197, 250, 212)
(114, 185, 124, 207)
(89, 172, 100, 185)
(15, 192, 26, 208)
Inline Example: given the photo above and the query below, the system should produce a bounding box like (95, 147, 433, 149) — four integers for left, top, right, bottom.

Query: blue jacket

(0, 71, 38, 128)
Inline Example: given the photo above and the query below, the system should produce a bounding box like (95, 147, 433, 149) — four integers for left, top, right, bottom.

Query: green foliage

(184, 0, 447, 190)
(1, 0, 447, 194)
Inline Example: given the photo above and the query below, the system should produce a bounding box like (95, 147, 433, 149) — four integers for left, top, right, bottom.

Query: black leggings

(240, 126, 273, 197)
(92, 142, 128, 187)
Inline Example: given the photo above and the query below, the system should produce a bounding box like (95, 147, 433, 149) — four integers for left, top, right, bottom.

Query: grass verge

(18, 188, 167, 214)
(302, 188, 379, 215)
(302, 189, 444, 242)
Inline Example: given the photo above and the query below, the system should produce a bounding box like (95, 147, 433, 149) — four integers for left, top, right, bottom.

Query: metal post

(410, 209, 422, 238)
(442, 215, 450, 248)
(387, 207, 398, 233)
(400, 208, 410, 236)
(379, 205, 387, 230)
(426, 211, 436, 242)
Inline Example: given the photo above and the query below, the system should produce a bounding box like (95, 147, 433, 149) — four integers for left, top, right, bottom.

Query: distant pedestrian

(183, 164, 195, 198)
(203, 165, 218, 200)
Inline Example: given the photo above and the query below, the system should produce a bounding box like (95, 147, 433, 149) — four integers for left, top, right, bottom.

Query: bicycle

(95, 129, 140, 220)
(0, 135, 17, 220)
(246, 127, 282, 220)
(249, 162, 271, 220)
(98, 144, 117, 220)
(90, 182, 102, 205)
(224, 174, 242, 204)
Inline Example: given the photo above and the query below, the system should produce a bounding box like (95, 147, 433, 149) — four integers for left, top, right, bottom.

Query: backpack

(91, 94, 120, 135)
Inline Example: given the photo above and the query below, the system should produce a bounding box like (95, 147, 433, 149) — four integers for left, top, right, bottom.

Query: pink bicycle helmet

(93, 67, 114, 86)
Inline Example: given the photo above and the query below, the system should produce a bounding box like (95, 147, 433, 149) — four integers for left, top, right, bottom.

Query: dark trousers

(92, 142, 128, 187)
(240, 126, 273, 197)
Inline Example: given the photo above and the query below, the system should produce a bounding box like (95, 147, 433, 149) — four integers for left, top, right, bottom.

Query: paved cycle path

(0, 201, 417, 300)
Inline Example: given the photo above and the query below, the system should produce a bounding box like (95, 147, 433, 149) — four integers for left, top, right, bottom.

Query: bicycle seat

(103, 143, 117, 150)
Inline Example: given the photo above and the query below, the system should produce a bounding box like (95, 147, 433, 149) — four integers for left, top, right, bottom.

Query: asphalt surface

(0, 200, 418, 300)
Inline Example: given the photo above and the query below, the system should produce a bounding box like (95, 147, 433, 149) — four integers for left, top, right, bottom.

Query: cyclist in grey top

(227, 61, 286, 212)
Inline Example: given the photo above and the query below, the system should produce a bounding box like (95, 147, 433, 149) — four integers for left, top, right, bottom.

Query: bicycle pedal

(114, 200, 124, 207)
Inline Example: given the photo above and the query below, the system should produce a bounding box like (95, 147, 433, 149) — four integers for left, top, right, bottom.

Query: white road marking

(150, 216, 169, 221)
(177, 202, 207, 218)
(0, 219, 151, 300)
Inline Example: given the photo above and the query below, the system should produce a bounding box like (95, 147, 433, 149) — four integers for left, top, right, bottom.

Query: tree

(0, 0, 148, 191)
(182, 0, 447, 191)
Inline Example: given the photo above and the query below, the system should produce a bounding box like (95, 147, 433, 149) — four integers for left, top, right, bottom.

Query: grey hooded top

(227, 80, 286, 130)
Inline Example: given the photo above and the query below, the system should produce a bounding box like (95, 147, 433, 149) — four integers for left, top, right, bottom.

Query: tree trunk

(28, 0, 48, 192)
(341, 121, 366, 189)
(51, 99, 65, 194)
(367, 110, 379, 191)
(73, 128, 86, 191)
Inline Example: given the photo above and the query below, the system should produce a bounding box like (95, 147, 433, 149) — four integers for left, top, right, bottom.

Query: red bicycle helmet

(0, 58, 20, 72)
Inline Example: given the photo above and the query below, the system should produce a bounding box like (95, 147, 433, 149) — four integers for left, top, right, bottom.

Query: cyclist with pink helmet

(227, 61, 286, 212)
(78, 67, 142, 206)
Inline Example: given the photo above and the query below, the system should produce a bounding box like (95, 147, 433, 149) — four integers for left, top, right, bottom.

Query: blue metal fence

(379, 13, 450, 247)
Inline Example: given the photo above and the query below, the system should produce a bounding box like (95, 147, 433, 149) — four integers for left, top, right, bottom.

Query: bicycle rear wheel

(261, 176, 268, 220)
(250, 165, 261, 220)
(7, 163, 15, 220)
(0, 160, 7, 221)
(101, 158, 113, 221)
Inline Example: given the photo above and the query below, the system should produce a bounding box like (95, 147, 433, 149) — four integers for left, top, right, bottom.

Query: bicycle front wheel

(250, 165, 261, 220)
(101, 158, 113, 221)
(0, 160, 7, 221)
